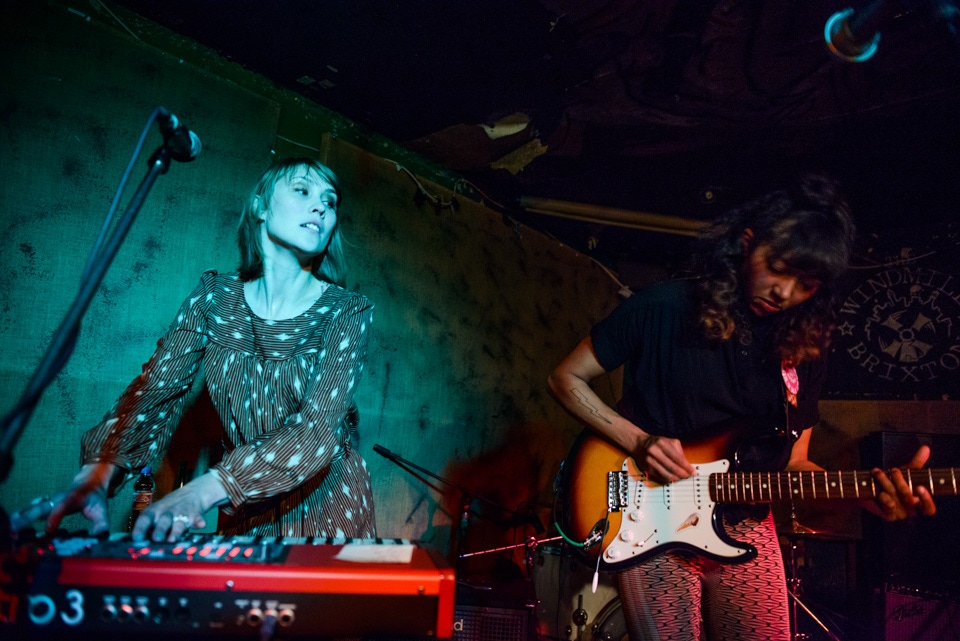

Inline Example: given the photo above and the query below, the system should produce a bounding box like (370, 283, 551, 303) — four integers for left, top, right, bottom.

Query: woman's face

(260, 167, 338, 260)
(742, 240, 821, 316)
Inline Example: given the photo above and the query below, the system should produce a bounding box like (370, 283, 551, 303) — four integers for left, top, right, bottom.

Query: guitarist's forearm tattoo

(572, 388, 613, 424)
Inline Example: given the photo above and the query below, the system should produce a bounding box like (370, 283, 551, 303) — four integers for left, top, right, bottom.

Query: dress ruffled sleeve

(80, 270, 215, 473)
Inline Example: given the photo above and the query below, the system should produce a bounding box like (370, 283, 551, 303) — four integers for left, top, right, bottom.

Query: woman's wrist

(187, 470, 230, 512)
(75, 461, 117, 492)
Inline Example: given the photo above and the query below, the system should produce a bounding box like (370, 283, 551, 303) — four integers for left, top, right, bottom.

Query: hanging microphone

(156, 107, 202, 161)
(824, 1, 894, 62)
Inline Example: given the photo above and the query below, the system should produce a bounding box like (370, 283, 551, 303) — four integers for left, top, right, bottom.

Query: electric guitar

(555, 427, 959, 571)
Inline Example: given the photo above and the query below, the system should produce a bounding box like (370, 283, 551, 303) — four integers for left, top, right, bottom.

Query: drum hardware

(571, 594, 588, 627)
(372, 444, 621, 638)
(534, 543, 621, 641)
(456, 534, 624, 639)
(778, 503, 844, 641)
(373, 443, 545, 575)
(590, 597, 627, 641)
(459, 535, 561, 581)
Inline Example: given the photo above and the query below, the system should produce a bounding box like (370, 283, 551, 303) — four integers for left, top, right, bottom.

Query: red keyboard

(0, 534, 456, 638)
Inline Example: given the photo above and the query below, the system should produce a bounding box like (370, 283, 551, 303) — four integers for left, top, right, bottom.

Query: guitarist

(547, 174, 936, 641)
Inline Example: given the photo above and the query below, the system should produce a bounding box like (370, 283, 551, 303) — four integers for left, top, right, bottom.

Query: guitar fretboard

(709, 468, 960, 503)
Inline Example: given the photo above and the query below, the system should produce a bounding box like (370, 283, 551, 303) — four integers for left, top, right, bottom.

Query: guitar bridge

(607, 471, 629, 512)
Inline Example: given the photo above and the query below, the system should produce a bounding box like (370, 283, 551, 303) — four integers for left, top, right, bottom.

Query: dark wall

(826, 224, 960, 401)
(0, 1, 621, 559)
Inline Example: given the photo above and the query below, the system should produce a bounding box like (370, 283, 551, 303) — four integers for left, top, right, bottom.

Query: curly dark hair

(688, 174, 856, 364)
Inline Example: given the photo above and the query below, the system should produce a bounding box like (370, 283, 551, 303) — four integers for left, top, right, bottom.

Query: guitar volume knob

(628, 510, 642, 521)
(619, 530, 634, 542)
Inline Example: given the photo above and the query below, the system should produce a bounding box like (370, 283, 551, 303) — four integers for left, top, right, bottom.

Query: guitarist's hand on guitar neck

(866, 444, 937, 521)
(557, 430, 952, 571)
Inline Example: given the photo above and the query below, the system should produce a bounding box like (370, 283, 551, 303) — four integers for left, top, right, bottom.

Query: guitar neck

(710, 468, 960, 503)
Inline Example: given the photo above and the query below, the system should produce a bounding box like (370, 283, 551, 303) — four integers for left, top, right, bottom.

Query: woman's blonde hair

(237, 157, 347, 287)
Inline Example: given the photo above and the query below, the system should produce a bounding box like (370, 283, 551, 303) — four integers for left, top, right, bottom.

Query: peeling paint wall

(5, 3, 956, 592)
(321, 139, 623, 565)
(0, 1, 278, 518)
(0, 1, 621, 570)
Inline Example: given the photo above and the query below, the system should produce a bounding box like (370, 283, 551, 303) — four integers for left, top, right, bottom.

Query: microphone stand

(0, 108, 196, 511)
(459, 535, 562, 581)
(373, 444, 545, 578)
(0, 148, 175, 486)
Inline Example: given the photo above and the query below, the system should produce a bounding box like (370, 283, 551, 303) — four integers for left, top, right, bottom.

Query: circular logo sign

(833, 267, 960, 399)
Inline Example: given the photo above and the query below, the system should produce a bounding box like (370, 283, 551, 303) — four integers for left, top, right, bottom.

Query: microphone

(373, 444, 397, 460)
(156, 108, 202, 161)
(824, 1, 893, 62)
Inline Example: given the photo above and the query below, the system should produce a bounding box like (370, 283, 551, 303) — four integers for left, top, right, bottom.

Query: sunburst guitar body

(555, 428, 959, 572)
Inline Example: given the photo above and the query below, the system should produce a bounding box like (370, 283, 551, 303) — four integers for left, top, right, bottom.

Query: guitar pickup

(607, 471, 629, 512)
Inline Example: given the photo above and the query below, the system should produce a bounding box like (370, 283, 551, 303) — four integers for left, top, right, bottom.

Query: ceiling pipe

(519, 196, 706, 237)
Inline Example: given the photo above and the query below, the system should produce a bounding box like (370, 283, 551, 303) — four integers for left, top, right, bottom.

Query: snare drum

(533, 543, 620, 640)
(590, 597, 628, 641)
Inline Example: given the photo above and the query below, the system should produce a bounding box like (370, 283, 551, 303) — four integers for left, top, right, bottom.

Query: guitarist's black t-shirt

(590, 279, 825, 444)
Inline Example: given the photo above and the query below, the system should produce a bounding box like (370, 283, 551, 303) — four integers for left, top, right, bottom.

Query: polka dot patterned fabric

(81, 270, 377, 538)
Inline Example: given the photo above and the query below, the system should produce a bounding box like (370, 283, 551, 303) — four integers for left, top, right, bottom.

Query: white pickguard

(601, 458, 754, 564)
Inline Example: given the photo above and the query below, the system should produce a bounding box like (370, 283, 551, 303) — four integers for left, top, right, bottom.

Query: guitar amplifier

(883, 583, 960, 641)
(452, 604, 531, 641)
(450, 581, 536, 641)
(373, 582, 536, 641)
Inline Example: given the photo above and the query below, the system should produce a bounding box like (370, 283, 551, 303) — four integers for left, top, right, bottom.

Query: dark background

(104, 0, 960, 266)
(2, 2, 959, 639)
(98, 0, 960, 402)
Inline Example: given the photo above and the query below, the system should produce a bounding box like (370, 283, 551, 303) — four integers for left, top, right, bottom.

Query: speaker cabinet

(450, 580, 536, 641)
(859, 431, 960, 590)
(452, 605, 532, 641)
(883, 583, 960, 641)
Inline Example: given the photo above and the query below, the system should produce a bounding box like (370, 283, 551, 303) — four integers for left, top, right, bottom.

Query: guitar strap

(722, 364, 802, 525)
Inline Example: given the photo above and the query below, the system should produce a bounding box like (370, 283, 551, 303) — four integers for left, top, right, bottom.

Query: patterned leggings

(616, 510, 790, 641)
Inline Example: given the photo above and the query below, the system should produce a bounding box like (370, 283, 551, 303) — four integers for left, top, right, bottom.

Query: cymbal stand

(373, 444, 544, 575)
(783, 502, 842, 641)
(459, 535, 562, 580)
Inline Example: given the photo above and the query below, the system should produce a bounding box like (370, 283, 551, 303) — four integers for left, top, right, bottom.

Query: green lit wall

(0, 1, 622, 567)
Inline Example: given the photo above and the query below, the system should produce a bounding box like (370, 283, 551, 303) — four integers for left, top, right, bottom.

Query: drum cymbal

(777, 518, 819, 537)
(777, 518, 852, 540)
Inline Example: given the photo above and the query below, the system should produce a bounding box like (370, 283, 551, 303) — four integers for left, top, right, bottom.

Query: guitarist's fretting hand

(867, 445, 937, 521)
(789, 429, 937, 522)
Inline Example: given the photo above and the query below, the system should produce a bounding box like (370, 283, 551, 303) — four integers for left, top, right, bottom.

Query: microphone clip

(825, 6, 882, 62)
(154, 107, 202, 164)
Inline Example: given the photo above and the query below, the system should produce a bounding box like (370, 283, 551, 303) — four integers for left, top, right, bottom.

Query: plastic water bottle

(128, 466, 155, 530)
